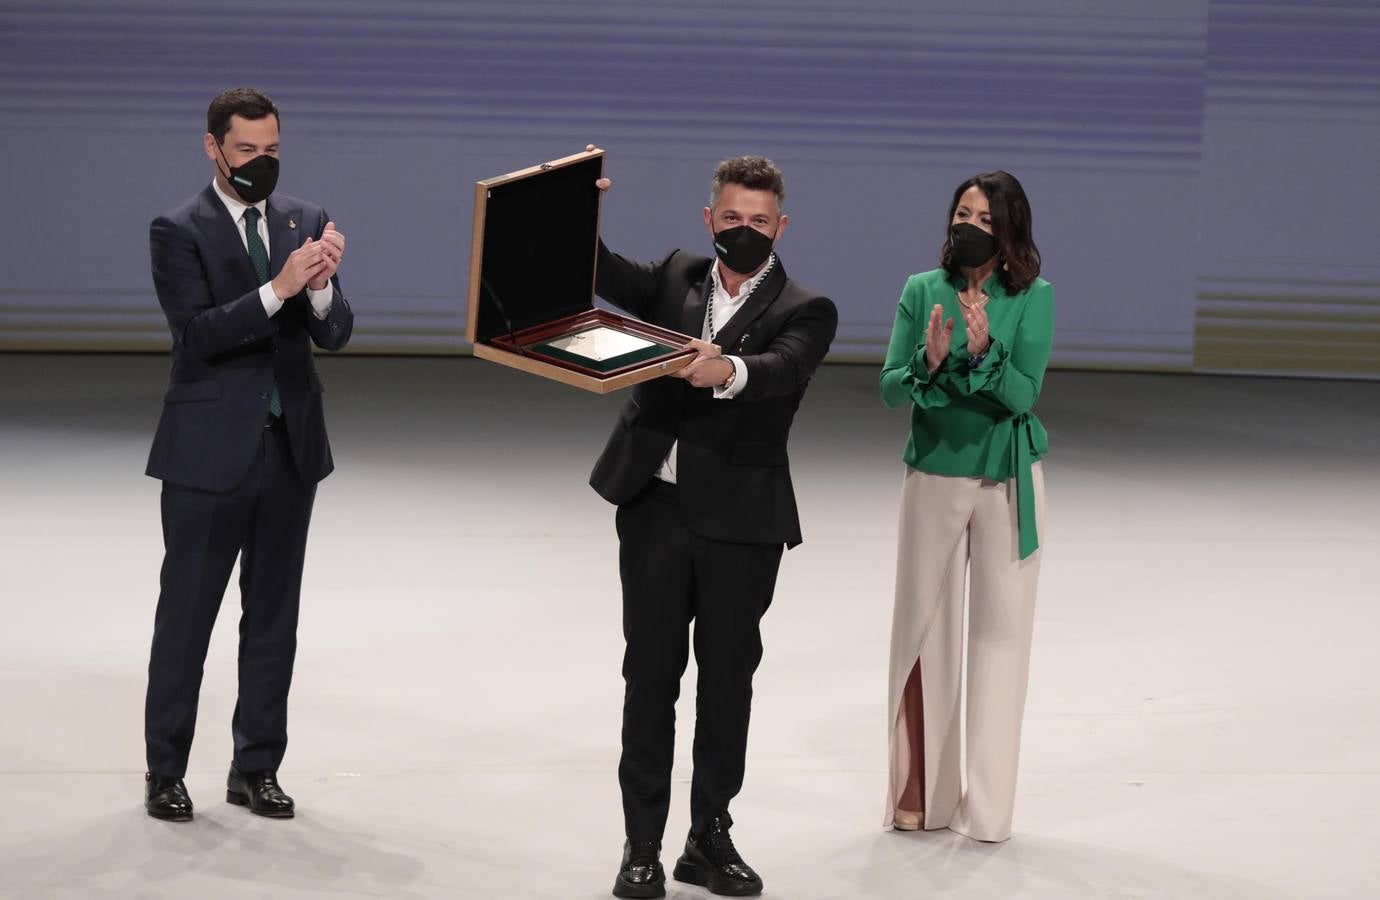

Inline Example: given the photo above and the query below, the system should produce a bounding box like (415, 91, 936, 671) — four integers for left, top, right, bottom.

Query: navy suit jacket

(146, 184, 354, 491)
(589, 243, 837, 547)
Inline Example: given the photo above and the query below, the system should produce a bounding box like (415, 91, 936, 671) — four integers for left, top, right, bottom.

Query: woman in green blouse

(879, 171, 1053, 843)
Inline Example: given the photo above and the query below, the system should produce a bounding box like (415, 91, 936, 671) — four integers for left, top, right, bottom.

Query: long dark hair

(940, 170, 1040, 294)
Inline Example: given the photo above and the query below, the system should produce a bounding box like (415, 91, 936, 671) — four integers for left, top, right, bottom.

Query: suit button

(330, 322, 339, 332)
(259, 392, 269, 400)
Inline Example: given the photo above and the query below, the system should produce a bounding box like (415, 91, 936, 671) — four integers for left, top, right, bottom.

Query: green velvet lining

(526, 338, 681, 373)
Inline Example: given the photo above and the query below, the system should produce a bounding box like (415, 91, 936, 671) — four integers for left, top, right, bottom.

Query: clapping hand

(307, 222, 345, 292)
(271, 238, 330, 300)
(923, 304, 955, 374)
(964, 302, 990, 357)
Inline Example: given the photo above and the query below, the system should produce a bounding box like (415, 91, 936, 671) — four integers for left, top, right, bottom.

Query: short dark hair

(207, 88, 279, 144)
(710, 156, 786, 210)
(940, 170, 1041, 294)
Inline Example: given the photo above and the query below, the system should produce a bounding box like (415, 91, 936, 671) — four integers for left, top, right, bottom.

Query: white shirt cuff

(713, 356, 749, 399)
(307, 283, 334, 320)
(259, 282, 284, 318)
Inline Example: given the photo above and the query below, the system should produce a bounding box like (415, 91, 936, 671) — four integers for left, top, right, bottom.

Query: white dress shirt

(655, 254, 772, 484)
(210, 179, 333, 320)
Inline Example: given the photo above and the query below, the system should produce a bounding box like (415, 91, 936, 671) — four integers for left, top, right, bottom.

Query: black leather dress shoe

(612, 839, 665, 898)
(145, 773, 193, 822)
(226, 763, 295, 818)
(673, 813, 762, 896)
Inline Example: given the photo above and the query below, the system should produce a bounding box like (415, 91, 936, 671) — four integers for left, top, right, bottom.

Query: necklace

(958, 289, 988, 311)
(707, 256, 774, 340)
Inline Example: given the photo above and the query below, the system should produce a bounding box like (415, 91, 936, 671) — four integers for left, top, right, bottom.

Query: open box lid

(466, 149, 604, 344)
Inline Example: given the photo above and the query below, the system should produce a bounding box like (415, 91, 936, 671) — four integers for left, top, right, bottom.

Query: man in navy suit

(142, 88, 353, 821)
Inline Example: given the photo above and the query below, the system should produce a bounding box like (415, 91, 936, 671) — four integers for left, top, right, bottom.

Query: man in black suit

(591, 155, 837, 898)
(142, 88, 353, 822)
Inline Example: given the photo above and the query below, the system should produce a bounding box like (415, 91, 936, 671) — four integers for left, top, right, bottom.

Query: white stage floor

(1, 355, 1377, 899)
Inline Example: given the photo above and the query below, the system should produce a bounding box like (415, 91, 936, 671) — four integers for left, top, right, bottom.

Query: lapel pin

(288, 219, 297, 230)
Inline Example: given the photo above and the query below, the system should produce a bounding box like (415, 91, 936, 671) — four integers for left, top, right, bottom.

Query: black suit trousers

(144, 422, 315, 777)
(616, 481, 783, 842)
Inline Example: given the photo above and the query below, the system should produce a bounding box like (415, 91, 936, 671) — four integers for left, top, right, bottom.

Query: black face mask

(216, 142, 279, 204)
(949, 222, 998, 268)
(712, 224, 775, 275)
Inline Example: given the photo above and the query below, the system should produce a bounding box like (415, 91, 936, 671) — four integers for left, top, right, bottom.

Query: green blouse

(879, 268, 1055, 558)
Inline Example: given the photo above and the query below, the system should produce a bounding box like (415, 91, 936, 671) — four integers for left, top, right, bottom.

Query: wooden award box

(465, 148, 696, 393)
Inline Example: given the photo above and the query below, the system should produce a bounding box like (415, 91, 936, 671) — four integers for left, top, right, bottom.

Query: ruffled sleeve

(955, 281, 1054, 416)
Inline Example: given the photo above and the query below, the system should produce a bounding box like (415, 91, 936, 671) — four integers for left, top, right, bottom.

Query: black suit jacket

(145, 184, 354, 491)
(589, 242, 837, 547)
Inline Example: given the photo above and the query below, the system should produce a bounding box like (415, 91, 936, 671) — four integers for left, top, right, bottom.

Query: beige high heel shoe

(893, 809, 922, 831)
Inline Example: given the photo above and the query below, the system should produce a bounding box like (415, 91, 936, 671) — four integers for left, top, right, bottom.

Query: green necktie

(242, 207, 281, 418)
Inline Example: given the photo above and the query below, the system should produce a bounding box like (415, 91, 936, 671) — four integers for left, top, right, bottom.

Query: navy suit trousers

(144, 422, 315, 777)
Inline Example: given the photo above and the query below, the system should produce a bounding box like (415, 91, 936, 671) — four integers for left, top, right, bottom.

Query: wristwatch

(722, 363, 737, 391)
